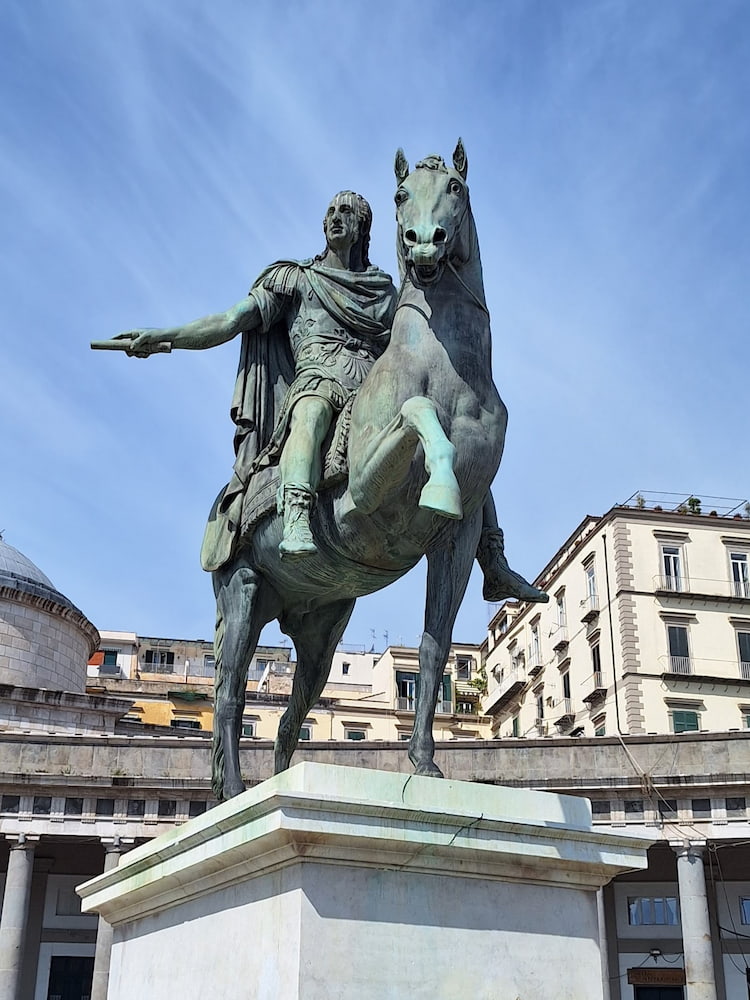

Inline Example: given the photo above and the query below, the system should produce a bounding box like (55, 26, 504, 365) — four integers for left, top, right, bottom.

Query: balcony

(580, 595, 599, 623)
(484, 666, 526, 714)
(550, 626, 569, 653)
(658, 655, 750, 684)
(527, 655, 544, 678)
(396, 698, 452, 714)
(554, 698, 575, 729)
(653, 575, 750, 601)
(582, 671, 607, 707)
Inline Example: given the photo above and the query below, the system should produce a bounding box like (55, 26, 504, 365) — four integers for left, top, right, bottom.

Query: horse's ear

(395, 148, 409, 185)
(452, 138, 468, 180)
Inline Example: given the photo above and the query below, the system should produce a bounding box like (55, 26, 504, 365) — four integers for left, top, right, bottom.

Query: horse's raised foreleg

(410, 511, 483, 776)
(275, 598, 355, 773)
(212, 558, 279, 800)
(349, 396, 462, 519)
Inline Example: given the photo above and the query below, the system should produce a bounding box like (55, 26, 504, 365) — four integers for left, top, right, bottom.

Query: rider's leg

(278, 396, 334, 558)
(477, 493, 549, 603)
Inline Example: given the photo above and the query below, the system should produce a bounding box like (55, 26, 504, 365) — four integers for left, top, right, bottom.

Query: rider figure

(114, 192, 544, 600)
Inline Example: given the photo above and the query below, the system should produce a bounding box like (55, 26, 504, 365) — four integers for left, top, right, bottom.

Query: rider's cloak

(200, 258, 396, 572)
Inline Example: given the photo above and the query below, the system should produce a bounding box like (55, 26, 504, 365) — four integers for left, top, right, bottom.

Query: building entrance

(634, 988, 684, 1000)
(46, 956, 94, 1000)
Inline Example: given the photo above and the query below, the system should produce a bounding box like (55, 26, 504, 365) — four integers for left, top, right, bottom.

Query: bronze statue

(94, 143, 546, 800)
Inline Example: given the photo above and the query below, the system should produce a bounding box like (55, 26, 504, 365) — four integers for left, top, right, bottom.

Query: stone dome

(0, 537, 99, 693)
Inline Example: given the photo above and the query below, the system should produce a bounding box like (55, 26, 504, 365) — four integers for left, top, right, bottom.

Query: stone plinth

(78, 763, 651, 1000)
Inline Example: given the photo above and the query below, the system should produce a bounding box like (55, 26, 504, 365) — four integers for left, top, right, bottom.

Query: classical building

(3, 510, 750, 999)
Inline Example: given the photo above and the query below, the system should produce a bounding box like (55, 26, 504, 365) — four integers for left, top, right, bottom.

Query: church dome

(0, 537, 99, 693)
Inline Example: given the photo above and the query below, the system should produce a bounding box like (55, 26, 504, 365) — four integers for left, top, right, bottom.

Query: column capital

(670, 840, 706, 861)
(4, 834, 40, 850)
(101, 836, 135, 854)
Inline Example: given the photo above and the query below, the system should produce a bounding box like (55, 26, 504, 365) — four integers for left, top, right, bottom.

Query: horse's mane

(414, 155, 448, 173)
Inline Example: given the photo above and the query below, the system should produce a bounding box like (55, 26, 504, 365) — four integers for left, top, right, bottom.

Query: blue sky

(2, 0, 749, 652)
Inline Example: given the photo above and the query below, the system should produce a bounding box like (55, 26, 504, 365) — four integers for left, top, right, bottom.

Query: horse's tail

(210, 603, 227, 800)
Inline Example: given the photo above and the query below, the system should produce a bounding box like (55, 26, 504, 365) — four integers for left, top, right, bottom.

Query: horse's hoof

(414, 761, 445, 778)
(419, 483, 463, 520)
(223, 779, 246, 799)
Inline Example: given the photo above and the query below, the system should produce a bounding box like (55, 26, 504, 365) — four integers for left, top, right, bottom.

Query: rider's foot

(477, 527, 548, 603)
(278, 483, 318, 559)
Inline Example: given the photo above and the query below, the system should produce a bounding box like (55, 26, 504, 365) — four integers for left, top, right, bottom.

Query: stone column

(0, 834, 39, 1000)
(90, 838, 132, 1000)
(597, 888, 612, 1000)
(672, 842, 717, 1000)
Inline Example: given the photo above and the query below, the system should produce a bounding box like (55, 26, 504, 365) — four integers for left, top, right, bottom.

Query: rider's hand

(113, 330, 171, 358)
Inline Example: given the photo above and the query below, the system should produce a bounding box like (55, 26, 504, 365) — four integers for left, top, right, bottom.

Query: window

(398, 732, 412, 741)
(157, 799, 177, 818)
(170, 718, 201, 730)
(691, 798, 711, 819)
(144, 649, 174, 673)
(96, 798, 115, 817)
(666, 624, 691, 673)
(584, 558, 597, 599)
(342, 661, 350, 676)
(456, 699, 476, 714)
(345, 729, 366, 741)
(396, 671, 418, 710)
(1, 795, 20, 814)
(731, 552, 750, 598)
(726, 796, 746, 817)
(594, 716, 606, 737)
(529, 624, 541, 666)
(624, 799, 644, 818)
(590, 641, 602, 685)
(203, 654, 215, 671)
(658, 799, 677, 820)
(126, 799, 145, 817)
(661, 545, 683, 592)
(33, 795, 51, 815)
(455, 656, 472, 681)
(299, 725, 312, 741)
(627, 896, 679, 926)
(511, 715, 520, 737)
(740, 898, 750, 925)
(591, 800, 610, 819)
(556, 592, 567, 627)
(64, 797, 83, 816)
(536, 693, 545, 721)
(671, 709, 699, 733)
(738, 631, 750, 680)
(561, 670, 571, 703)
(188, 800, 207, 818)
(241, 721, 256, 737)
(101, 649, 120, 674)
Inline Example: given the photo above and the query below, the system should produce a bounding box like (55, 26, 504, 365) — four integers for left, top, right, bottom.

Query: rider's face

(324, 196, 359, 255)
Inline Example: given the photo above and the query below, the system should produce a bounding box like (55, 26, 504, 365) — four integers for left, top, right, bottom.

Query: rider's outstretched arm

(108, 296, 262, 356)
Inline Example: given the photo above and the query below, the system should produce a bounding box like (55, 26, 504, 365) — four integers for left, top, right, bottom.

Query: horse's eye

(448, 179, 462, 195)
(395, 189, 408, 206)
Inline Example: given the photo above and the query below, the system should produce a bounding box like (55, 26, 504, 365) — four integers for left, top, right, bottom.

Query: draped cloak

(200, 259, 396, 572)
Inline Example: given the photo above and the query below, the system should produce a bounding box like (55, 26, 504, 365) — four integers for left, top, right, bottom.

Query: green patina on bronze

(93, 143, 547, 801)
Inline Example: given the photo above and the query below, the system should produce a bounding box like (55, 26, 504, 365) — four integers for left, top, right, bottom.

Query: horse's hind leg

(212, 557, 279, 800)
(410, 510, 482, 776)
(349, 395, 461, 519)
(275, 598, 355, 773)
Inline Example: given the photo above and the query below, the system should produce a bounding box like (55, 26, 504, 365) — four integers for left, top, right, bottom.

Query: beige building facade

(482, 493, 750, 744)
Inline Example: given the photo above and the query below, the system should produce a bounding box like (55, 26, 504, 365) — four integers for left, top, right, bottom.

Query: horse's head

(394, 139, 474, 287)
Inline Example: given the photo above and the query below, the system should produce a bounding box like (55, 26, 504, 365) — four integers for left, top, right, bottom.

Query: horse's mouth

(409, 261, 445, 286)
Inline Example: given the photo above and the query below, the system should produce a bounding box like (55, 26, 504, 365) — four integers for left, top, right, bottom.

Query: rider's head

(321, 191, 372, 268)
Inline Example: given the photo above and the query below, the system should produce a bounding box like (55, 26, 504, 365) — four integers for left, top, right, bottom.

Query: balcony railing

(397, 696, 416, 711)
(550, 626, 568, 652)
(668, 656, 692, 675)
(654, 575, 750, 600)
(580, 595, 599, 622)
(658, 655, 750, 681)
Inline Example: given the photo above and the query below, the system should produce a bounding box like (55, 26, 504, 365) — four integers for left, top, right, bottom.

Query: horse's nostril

(404, 229, 417, 245)
(434, 228, 447, 244)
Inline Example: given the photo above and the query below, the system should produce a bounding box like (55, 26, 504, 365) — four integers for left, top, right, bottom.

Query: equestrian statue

(93, 140, 547, 801)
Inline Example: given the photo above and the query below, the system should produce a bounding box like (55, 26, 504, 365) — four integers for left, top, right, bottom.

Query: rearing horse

(211, 140, 507, 798)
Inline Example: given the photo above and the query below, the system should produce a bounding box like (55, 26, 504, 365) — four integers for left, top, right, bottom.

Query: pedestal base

(79, 763, 651, 1000)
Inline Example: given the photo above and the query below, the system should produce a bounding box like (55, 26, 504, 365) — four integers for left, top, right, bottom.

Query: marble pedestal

(78, 763, 650, 1000)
